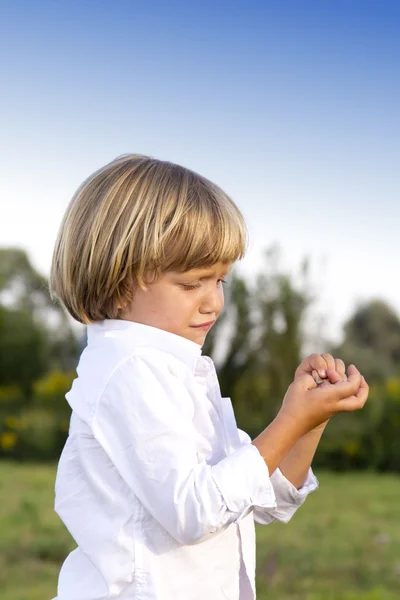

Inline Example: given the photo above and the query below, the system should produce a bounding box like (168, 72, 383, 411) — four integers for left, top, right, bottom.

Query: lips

(190, 321, 216, 328)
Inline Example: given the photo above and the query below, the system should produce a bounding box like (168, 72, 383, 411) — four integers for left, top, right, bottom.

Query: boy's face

(119, 262, 231, 346)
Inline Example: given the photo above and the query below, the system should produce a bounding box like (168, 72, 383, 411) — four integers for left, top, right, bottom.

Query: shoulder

(95, 343, 183, 392)
(103, 349, 178, 395)
(92, 351, 196, 440)
(100, 350, 193, 406)
(68, 341, 191, 424)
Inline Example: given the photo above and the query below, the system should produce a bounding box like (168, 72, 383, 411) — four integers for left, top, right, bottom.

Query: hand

(279, 364, 369, 437)
(294, 353, 348, 432)
(295, 353, 346, 383)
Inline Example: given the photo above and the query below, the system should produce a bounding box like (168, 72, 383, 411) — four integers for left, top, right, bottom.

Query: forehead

(180, 262, 232, 276)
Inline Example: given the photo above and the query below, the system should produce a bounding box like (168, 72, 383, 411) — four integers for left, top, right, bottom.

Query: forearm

(252, 359, 365, 489)
(251, 411, 306, 477)
(252, 413, 327, 490)
(278, 424, 326, 489)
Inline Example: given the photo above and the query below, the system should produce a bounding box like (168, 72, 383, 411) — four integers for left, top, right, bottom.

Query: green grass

(255, 471, 400, 599)
(0, 464, 399, 600)
(0, 462, 73, 600)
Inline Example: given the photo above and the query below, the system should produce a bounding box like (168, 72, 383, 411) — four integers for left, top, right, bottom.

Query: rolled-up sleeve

(237, 428, 319, 525)
(211, 443, 277, 520)
(92, 356, 278, 546)
(254, 467, 319, 524)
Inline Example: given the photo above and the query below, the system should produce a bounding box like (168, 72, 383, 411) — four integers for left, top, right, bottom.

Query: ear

(142, 269, 158, 286)
(116, 298, 129, 313)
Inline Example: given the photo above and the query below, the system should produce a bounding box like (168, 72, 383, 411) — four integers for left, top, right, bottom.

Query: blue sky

(1, 0, 399, 343)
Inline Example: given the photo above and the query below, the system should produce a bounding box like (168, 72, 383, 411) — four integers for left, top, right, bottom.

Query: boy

(50, 154, 368, 599)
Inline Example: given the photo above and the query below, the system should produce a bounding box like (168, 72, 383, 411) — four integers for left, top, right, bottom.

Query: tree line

(0, 247, 399, 470)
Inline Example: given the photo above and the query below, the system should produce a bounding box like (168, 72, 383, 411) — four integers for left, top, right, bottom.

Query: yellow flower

(4, 416, 20, 430)
(33, 371, 74, 400)
(0, 431, 17, 450)
(386, 378, 400, 398)
(343, 440, 359, 456)
(0, 385, 22, 405)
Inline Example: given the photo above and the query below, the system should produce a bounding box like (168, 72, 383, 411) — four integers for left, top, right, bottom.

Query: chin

(191, 332, 206, 345)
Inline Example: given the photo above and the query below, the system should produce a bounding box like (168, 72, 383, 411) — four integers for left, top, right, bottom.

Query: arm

(249, 364, 367, 525)
(251, 364, 368, 483)
(278, 423, 325, 489)
(276, 356, 354, 489)
(276, 354, 339, 489)
(256, 354, 367, 490)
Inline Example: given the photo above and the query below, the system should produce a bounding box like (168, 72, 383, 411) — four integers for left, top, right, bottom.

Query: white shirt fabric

(53, 319, 318, 600)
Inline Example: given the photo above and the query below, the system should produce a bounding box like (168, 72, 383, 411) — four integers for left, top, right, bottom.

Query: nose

(199, 283, 224, 315)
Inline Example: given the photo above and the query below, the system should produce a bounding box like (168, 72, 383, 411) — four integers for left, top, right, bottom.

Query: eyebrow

(186, 269, 231, 281)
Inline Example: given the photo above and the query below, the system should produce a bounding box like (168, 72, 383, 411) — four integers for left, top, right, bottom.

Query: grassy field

(0, 463, 399, 600)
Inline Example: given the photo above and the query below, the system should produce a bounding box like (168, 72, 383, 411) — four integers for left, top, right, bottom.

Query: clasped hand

(280, 353, 369, 437)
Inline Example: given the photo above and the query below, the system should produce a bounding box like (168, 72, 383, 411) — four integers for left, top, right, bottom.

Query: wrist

(275, 408, 310, 438)
(309, 419, 330, 434)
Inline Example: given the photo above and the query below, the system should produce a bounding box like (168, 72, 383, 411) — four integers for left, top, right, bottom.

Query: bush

(0, 371, 74, 461)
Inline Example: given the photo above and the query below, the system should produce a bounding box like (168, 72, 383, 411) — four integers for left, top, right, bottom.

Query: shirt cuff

(255, 467, 319, 524)
(211, 443, 277, 522)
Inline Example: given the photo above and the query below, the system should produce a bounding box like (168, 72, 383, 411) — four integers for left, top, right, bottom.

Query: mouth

(190, 320, 216, 331)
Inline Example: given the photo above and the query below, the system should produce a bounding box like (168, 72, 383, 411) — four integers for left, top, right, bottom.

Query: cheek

(181, 291, 201, 312)
(218, 287, 225, 310)
(164, 289, 197, 321)
(174, 291, 204, 322)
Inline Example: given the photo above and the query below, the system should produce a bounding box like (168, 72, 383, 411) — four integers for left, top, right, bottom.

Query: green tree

(0, 248, 79, 392)
(332, 300, 400, 384)
(0, 304, 49, 395)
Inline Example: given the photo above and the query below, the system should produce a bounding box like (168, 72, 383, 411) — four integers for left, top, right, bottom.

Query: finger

(334, 358, 346, 380)
(325, 368, 344, 385)
(295, 354, 328, 379)
(359, 374, 369, 391)
(318, 368, 362, 401)
(334, 368, 362, 399)
(294, 372, 318, 391)
(347, 364, 360, 378)
(321, 353, 336, 373)
(357, 375, 369, 399)
(312, 369, 325, 385)
(337, 377, 369, 411)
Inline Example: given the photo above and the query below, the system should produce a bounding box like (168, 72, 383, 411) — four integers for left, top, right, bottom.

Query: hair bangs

(159, 182, 247, 273)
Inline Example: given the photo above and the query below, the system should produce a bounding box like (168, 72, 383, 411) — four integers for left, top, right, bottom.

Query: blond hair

(50, 154, 247, 324)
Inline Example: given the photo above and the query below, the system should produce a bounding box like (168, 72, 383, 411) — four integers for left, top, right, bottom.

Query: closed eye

(180, 278, 227, 291)
(180, 283, 201, 290)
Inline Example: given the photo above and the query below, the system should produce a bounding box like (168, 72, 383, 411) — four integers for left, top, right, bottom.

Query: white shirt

(53, 319, 318, 600)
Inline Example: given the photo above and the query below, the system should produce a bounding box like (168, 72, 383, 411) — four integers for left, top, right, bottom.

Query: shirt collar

(87, 319, 203, 372)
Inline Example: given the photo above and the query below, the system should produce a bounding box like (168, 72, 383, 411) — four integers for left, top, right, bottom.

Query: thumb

(293, 372, 318, 391)
(326, 368, 345, 385)
(347, 364, 359, 377)
(332, 367, 362, 400)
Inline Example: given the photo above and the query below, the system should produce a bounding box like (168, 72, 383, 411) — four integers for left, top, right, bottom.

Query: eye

(218, 278, 227, 285)
(180, 283, 201, 291)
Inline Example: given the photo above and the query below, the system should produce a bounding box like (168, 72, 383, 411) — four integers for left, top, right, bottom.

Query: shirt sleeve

(253, 467, 319, 524)
(91, 355, 278, 546)
(237, 428, 319, 525)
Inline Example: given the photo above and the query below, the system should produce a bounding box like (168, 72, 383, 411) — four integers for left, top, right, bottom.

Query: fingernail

(319, 370, 326, 378)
